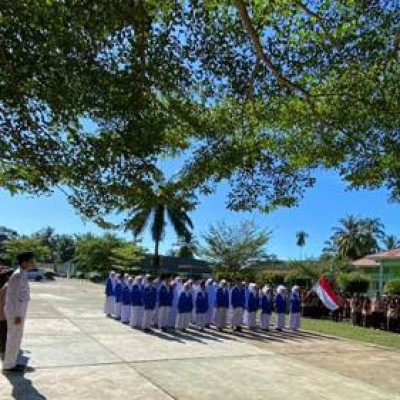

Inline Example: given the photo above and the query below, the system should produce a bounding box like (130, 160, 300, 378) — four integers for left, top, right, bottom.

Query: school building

(352, 247, 400, 292)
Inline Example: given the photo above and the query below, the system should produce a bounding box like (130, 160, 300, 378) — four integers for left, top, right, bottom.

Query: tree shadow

(3, 369, 47, 400)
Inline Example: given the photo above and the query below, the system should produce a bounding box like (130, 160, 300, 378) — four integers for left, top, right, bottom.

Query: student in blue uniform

(230, 280, 244, 332)
(289, 285, 301, 331)
(245, 283, 259, 330)
(166, 278, 176, 330)
(195, 281, 209, 331)
(157, 276, 170, 331)
(104, 271, 115, 317)
(275, 285, 287, 331)
(176, 282, 193, 331)
(214, 280, 229, 331)
(260, 285, 273, 331)
(121, 276, 132, 324)
(205, 279, 216, 327)
(130, 276, 143, 328)
(142, 278, 157, 332)
(114, 274, 123, 320)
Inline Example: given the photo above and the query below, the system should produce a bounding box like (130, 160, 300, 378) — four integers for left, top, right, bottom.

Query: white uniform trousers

(3, 315, 25, 369)
(214, 307, 227, 329)
(275, 313, 286, 330)
(260, 313, 271, 330)
(104, 296, 115, 315)
(142, 309, 154, 330)
(196, 313, 206, 329)
(130, 306, 143, 328)
(176, 312, 191, 330)
(114, 301, 122, 319)
(289, 312, 300, 330)
(167, 306, 177, 328)
(246, 311, 256, 329)
(205, 305, 214, 325)
(121, 304, 131, 323)
(157, 306, 170, 329)
(231, 307, 243, 328)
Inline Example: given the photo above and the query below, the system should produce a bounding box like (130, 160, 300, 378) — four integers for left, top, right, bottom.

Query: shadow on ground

(4, 369, 46, 400)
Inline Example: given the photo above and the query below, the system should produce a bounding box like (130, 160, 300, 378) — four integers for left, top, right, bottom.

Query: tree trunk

(154, 239, 160, 270)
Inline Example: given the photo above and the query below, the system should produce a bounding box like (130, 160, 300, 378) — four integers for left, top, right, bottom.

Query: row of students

(104, 272, 302, 332)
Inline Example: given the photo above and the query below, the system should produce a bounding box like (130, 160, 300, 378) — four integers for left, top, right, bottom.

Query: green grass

(301, 318, 400, 351)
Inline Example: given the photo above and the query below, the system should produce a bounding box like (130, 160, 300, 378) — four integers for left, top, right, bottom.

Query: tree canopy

(200, 219, 271, 269)
(1, 1, 399, 216)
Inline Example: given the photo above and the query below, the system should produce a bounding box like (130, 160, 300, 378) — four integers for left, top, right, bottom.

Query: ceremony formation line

(103, 272, 301, 332)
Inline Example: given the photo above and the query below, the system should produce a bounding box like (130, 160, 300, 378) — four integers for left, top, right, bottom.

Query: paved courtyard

(1, 279, 400, 400)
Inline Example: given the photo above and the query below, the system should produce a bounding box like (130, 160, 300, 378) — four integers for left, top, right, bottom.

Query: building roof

(369, 247, 400, 260)
(351, 257, 380, 269)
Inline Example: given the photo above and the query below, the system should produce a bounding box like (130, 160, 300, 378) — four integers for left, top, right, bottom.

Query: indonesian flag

(312, 276, 341, 311)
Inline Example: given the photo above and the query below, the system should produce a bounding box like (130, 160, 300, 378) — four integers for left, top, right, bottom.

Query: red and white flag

(313, 276, 341, 311)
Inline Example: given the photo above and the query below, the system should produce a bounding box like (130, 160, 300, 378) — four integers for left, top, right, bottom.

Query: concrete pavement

(1, 279, 399, 400)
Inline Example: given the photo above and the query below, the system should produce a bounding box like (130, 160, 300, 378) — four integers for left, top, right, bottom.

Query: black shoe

(3, 365, 26, 374)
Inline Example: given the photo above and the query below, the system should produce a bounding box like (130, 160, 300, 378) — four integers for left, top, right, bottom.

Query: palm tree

(124, 189, 194, 269)
(296, 231, 308, 259)
(383, 235, 400, 250)
(329, 215, 385, 260)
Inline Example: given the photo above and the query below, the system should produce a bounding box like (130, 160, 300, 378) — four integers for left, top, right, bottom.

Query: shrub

(75, 271, 85, 279)
(88, 271, 105, 283)
(384, 279, 400, 295)
(337, 272, 370, 293)
(44, 270, 56, 280)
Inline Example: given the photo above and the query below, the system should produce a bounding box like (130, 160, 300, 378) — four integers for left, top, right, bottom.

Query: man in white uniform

(3, 252, 34, 373)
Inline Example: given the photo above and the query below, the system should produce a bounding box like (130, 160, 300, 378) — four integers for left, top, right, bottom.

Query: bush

(337, 272, 370, 293)
(87, 271, 105, 283)
(75, 271, 85, 279)
(384, 279, 400, 295)
(44, 270, 56, 280)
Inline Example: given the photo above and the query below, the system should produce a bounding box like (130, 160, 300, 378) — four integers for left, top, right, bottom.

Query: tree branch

(246, 61, 261, 101)
(234, 0, 311, 100)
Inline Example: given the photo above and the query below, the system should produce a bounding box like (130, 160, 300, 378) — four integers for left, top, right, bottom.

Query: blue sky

(1, 168, 399, 260)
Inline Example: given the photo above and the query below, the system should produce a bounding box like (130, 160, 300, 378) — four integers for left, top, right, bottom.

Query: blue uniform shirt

(158, 284, 170, 307)
(105, 278, 114, 297)
(178, 291, 194, 313)
(246, 291, 259, 312)
(115, 282, 123, 303)
(143, 286, 157, 310)
(260, 294, 273, 314)
(215, 287, 229, 308)
(275, 293, 286, 314)
(230, 286, 242, 308)
(195, 291, 209, 314)
(289, 292, 301, 313)
(131, 284, 143, 307)
(122, 285, 131, 305)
